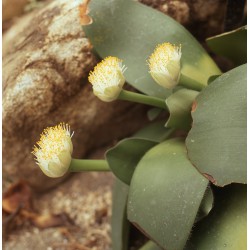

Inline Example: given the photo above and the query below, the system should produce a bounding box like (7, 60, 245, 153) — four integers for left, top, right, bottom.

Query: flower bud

(32, 123, 73, 178)
(148, 43, 181, 89)
(88, 56, 127, 102)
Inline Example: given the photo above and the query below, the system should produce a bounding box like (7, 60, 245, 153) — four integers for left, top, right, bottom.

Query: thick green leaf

(206, 26, 247, 66)
(165, 89, 199, 130)
(134, 120, 174, 142)
(127, 139, 208, 250)
(183, 242, 196, 250)
(84, 0, 220, 98)
(112, 178, 130, 250)
(106, 121, 173, 185)
(190, 185, 247, 249)
(147, 108, 162, 121)
(106, 139, 157, 185)
(207, 74, 220, 85)
(139, 241, 162, 250)
(195, 186, 214, 223)
(186, 64, 247, 186)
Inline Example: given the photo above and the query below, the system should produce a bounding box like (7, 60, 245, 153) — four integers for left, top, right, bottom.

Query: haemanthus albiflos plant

(32, 1, 247, 248)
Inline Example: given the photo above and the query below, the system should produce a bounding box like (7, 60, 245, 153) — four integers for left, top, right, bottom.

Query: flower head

(148, 43, 181, 89)
(32, 123, 73, 178)
(88, 56, 127, 102)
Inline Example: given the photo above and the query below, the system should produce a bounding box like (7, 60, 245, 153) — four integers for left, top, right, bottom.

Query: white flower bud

(88, 56, 127, 102)
(32, 123, 74, 178)
(148, 43, 181, 89)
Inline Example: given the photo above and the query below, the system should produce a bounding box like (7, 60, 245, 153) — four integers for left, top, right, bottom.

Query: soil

(3, 146, 114, 250)
(3, 172, 114, 250)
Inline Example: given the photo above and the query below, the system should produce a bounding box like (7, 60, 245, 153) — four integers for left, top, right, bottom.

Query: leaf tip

(78, 0, 93, 26)
(203, 173, 217, 185)
(191, 101, 197, 113)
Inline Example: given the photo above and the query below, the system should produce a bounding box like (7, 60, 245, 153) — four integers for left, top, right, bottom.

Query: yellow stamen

(88, 56, 126, 102)
(148, 42, 182, 89)
(32, 123, 73, 178)
(148, 43, 181, 73)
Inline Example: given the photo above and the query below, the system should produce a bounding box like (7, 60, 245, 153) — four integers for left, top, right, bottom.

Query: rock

(3, 0, 148, 191)
(139, 0, 227, 39)
(2, 0, 29, 21)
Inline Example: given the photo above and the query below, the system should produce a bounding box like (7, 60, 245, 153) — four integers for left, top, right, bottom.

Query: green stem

(179, 74, 205, 91)
(118, 90, 166, 109)
(69, 159, 110, 172)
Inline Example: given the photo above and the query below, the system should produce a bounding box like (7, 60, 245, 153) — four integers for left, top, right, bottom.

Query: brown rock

(3, 0, 148, 191)
(2, 0, 29, 21)
(139, 0, 227, 39)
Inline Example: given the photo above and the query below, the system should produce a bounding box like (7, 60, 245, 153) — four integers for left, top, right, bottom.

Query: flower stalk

(118, 89, 167, 109)
(69, 159, 110, 172)
(178, 73, 204, 91)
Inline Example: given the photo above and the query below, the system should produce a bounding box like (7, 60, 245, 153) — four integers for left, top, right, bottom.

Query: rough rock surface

(2, 0, 29, 21)
(139, 0, 227, 39)
(3, 0, 148, 191)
